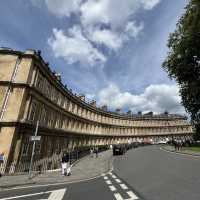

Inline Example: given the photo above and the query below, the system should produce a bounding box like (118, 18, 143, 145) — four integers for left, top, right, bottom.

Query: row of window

(20, 135, 69, 158)
(20, 132, 192, 160)
(34, 71, 189, 127)
(28, 99, 192, 137)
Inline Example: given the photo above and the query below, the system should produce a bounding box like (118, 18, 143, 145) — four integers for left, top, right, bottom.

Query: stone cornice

(0, 121, 193, 137)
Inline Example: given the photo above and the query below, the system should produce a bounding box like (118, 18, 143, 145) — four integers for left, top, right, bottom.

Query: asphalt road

(0, 145, 200, 200)
(114, 145, 200, 200)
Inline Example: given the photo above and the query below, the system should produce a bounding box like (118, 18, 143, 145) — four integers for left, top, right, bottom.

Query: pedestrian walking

(90, 148, 94, 158)
(0, 153, 4, 178)
(177, 140, 181, 151)
(66, 151, 71, 176)
(95, 147, 99, 158)
(179, 140, 183, 151)
(61, 152, 71, 176)
(61, 153, 67, 176)
(172, 139, 177, 151)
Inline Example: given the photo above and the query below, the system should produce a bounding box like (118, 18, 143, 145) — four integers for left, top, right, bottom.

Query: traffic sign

(30, 136, 41, 141)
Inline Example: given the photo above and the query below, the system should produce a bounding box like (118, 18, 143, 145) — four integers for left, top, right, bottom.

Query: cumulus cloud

(141, 0, 161, 10)
(31, 0, 82, 15)
(48, 26, 106, 66)
(38, 0, 161, 66)
(88, 28, 123, 51)
(98, 83, 185, 114)
(86, 93, 95, 101)
(125, 21, 144, 38)
(80, 0, 160, 28)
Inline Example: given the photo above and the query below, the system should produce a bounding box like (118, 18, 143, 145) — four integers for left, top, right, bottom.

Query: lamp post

(28, 120, 39, 179)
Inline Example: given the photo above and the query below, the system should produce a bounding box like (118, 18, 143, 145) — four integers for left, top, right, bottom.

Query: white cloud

(141, 0, 161, 10)
(86, 93, 95, 101)
(88, 28, 123, 50)
(44, 0, 82, 17)
(48, 26, 106, 66)
(80, 0, 160, 28)
(42, 0, 161, 22)
(35, 0, 161, 66)
(80, 0, 109, 27)
(98, 83, 185, 114)
(125, 21, 144, 38)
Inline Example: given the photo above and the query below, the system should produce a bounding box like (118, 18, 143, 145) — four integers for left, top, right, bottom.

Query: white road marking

(114, 193, 124, 200)
(0, 192, 47, 200)
(127, 191, 139, 199)
(48, 189, 66, 200)
(109, 172, 113, 175)
(0, 188, 66, 200)
(2, 169, 114, 192)
(120, 183, 128, 190)
(106, 180, 112, 185)
(109, 185, 117, 192)
(115, 179, 122, 183)
(104, 173, 140, 200)
(114, 191, 138, 200)
(111, 175, 117, 179)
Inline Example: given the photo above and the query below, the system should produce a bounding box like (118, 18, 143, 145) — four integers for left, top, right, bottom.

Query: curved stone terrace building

(0, 48, 193, 164)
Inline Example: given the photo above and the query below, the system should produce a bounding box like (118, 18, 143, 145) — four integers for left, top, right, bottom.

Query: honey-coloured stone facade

(0, 48, 193, 164)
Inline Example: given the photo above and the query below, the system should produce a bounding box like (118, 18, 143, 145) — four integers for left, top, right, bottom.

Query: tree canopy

(163, 0, 200, 138)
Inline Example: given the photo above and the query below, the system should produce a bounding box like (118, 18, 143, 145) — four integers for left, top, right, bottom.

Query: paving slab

(0, 150, 113, 189)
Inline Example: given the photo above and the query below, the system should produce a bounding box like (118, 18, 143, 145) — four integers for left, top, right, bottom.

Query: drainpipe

(0, 56, 21, 121)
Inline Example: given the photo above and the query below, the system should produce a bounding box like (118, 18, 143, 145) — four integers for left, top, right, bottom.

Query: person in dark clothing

(62, 153, 69, 163)
(61, 152, 70, 176)
(94, 147, 99, 158)
(0, 153, 4, 178)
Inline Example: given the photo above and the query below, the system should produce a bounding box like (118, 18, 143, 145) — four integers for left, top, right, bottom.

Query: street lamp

(28, 120, 40, 179)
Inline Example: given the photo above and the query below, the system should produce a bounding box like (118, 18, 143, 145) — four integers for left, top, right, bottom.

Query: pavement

(0, 150, 113, 189)
(161, 145, 200, 156)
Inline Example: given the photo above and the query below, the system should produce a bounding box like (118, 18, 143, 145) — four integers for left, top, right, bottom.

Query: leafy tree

(163, 0, 200, 138)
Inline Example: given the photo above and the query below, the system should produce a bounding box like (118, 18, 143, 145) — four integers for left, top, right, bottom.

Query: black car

(113, 144, 126, 155)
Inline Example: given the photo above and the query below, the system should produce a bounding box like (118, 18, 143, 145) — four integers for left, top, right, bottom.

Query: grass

(184, 146, 200, 152)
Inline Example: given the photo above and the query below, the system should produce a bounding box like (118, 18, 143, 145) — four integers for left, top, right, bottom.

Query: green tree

(163, 0, 200, 138)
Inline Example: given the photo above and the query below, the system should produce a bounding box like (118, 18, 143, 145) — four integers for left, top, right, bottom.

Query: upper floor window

(21, 140, 29, 157)
(46, 82, 52, 99)
(36, 73, 44, 91)
(29, 101, 37, 121)
(39, 106, 47, 124)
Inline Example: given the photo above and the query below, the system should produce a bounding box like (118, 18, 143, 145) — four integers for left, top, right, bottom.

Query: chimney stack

(78, 94, 85, 101)
(54, 73, 61, 81)
(90, 100, 96, 107)
(127, 110, 132, 115)
(116, 108, 121, 113)
(101, 105, 108, 111)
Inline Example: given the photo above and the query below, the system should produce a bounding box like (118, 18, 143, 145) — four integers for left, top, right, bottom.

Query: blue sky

(0, 0, 189, 114)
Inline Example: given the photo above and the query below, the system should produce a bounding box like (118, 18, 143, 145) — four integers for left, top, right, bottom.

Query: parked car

(113, 144, 126, 155)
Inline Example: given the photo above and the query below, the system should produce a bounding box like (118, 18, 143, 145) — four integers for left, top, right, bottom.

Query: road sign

(30, 136, 41, 141)
(0, 188, 66, 200)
